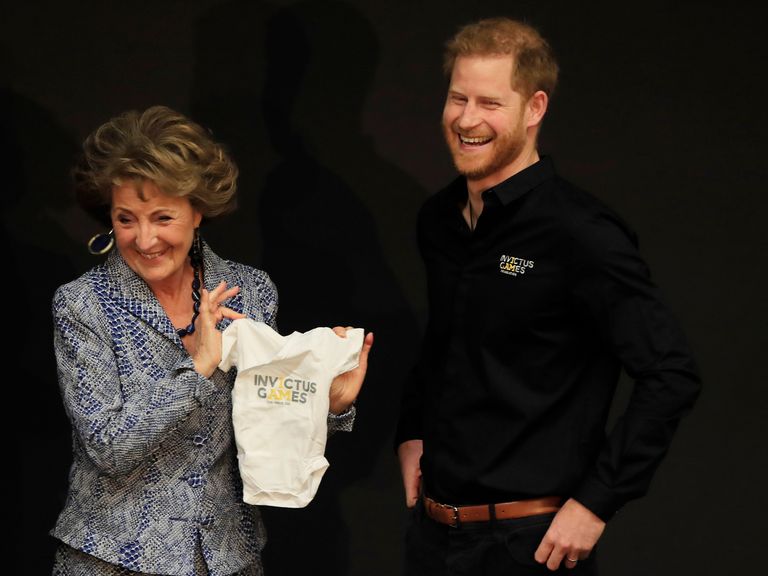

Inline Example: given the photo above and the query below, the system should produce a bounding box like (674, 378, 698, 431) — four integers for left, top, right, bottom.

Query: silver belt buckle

(450, 505, 460, 527)
(438, 502, 460, 527)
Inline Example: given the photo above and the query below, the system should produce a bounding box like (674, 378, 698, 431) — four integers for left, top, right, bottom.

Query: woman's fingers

(218, 285, 240, 304)
(201, 283, 242, 321)
(209, 282, 240, 309)
(220, 306, 246, 320)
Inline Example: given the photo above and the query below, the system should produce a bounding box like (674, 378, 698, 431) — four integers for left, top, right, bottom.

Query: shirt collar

(482, 156, 556, 207)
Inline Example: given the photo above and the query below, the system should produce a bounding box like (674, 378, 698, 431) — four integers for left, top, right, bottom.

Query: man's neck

(464, 147, 540, 230)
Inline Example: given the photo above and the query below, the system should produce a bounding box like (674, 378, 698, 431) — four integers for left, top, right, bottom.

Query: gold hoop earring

(87, 229, 114, 255)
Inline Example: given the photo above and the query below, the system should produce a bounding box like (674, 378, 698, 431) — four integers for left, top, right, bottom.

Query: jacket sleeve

(52, 285, 222, 477)
(568, 211, 702, 521)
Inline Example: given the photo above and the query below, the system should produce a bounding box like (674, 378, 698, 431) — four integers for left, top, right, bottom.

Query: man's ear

(526, 90, 549, 129)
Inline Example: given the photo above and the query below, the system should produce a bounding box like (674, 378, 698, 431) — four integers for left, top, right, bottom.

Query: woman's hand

(328, 327, 374, 414)
(192, 281, 245, 378)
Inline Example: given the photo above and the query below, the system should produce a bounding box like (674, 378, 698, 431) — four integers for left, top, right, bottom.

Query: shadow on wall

(4, 85, 83, 572)
(192, 1, 428, 574)
(189, 0, 278, 267)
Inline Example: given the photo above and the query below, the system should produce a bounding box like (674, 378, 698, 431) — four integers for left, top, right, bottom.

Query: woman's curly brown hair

(73, 105, 238, 226)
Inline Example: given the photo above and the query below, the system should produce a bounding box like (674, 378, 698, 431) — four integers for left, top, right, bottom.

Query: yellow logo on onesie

(253, 374, 317, 405)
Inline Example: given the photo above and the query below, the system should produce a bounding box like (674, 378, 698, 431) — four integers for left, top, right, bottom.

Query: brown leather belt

(423, 495, 562, 527)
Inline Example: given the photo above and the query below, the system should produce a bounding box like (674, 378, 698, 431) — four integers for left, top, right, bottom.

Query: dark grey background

(5, 1, 765, 574)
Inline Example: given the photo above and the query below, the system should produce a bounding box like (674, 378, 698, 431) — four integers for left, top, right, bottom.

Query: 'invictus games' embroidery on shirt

(499, 254, 535, 276)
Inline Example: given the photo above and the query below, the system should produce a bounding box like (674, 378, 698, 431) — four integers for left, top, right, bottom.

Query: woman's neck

(148, 260, 194, 309)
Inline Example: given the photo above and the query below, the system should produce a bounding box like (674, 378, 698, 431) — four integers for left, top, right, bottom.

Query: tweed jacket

(51, 244, 354, 575)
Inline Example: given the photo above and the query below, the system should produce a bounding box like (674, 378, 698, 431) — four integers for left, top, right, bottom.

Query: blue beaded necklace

(176, 233, 203, 338)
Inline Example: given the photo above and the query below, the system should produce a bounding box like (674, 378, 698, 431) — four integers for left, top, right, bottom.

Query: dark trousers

(404, 499, 599, 576)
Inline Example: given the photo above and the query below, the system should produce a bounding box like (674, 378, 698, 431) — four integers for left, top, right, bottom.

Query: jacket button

(200, 515, 215, 529)
(192, 433, 209, 447)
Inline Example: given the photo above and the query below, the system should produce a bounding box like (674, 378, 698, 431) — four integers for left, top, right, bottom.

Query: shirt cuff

(572, 474, 625, 522)
(393, 421, 423, 451)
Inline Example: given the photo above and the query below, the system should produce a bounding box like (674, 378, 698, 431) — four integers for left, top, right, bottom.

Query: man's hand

(397, 439, 423, 508)
(534, 498, 605, 571)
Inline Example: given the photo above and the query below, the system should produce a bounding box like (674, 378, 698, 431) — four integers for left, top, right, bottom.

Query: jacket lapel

(203, 244, 245, 318)
(103, 249, 181, 344)
(101, 241, 240, 343)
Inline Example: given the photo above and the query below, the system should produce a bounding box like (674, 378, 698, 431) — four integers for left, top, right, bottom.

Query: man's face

(442, 55, 530, 182)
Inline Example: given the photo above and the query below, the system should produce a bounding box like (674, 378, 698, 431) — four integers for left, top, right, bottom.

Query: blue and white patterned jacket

(51, 244, 353, 575)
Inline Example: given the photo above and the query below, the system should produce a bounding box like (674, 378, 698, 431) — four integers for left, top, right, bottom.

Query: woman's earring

(190, 228, 203, 265)
(87, 229, 114, 255)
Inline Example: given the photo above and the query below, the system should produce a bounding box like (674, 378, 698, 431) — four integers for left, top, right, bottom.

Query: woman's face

(111, 180, 202, 289)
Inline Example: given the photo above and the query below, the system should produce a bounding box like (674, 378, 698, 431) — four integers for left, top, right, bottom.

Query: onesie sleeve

(219, 320, 239, 372)
(325, 328, 364, 433)
(330, 328, 365, 375)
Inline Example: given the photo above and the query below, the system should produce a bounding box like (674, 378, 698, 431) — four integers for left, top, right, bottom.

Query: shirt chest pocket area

(467, 256, 570, 337)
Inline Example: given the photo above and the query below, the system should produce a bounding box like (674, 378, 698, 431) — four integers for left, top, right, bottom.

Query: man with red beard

(395, 17, 700, 575)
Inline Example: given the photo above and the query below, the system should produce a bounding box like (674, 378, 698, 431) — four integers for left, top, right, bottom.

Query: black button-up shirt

(395, 157, 700, 521)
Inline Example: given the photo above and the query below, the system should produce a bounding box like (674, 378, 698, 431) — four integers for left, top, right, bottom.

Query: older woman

(51, 106, 372, 576)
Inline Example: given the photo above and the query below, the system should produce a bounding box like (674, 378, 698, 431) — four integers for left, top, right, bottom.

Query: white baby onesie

(219, 319, 364, 508)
